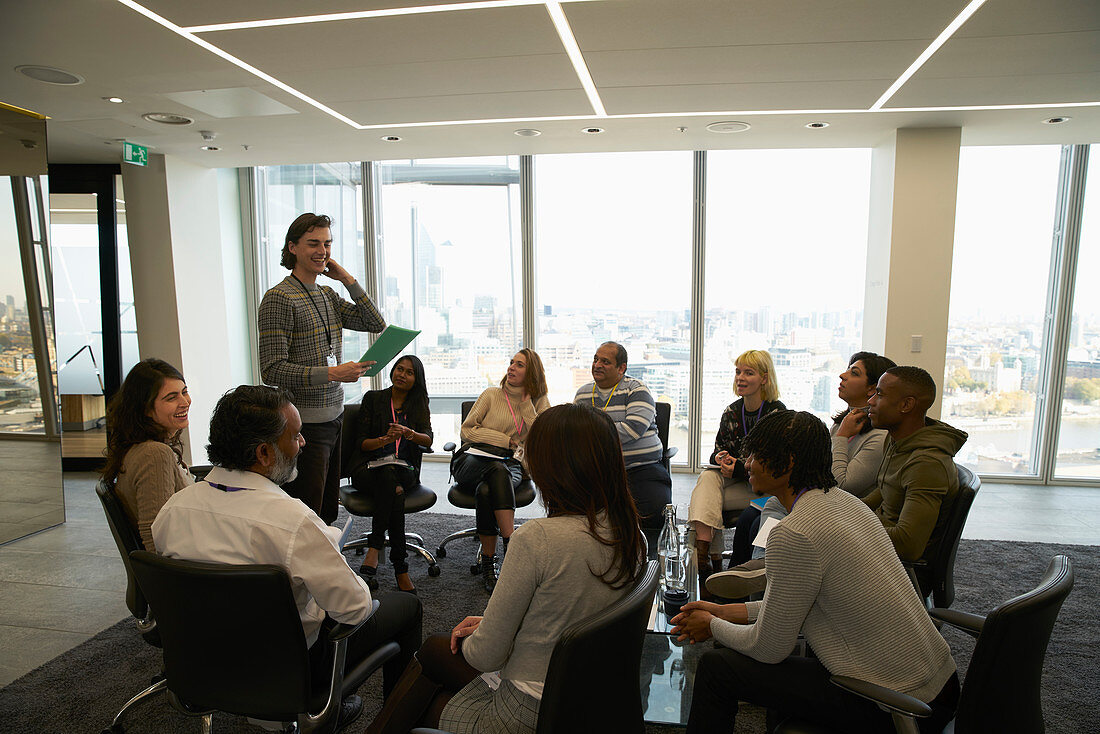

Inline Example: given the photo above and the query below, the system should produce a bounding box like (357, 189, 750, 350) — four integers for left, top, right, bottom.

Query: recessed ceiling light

(199, 145, 220, 151)
(1042, 116, 1071, 125)
(581, 126, 604, 134)
(706, 121, 751, 134)
(380, 135, 402, 142)
(102, 96, 125, 104)
(15, 64, 84, 85)
(805, 121, 829, 129)
(514, 128, 542, 137)
(142, 112, 194, 125)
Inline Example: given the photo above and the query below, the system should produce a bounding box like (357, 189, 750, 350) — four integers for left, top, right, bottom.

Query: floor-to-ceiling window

(702, 149, 871, 458)
(534, 151, 694, 460)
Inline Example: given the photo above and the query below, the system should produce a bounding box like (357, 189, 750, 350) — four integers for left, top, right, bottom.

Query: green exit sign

(123, 141, 148, 166)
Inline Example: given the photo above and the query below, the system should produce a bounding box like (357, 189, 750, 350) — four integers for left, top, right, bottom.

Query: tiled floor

(0, 464, 1097, 687)
(0, 440, 65, 545)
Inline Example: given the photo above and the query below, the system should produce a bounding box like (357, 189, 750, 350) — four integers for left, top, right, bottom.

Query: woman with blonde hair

(451, 348, 550, 591)
(687, 349, 784, 585)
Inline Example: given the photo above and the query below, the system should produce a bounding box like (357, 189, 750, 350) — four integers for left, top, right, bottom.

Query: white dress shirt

(151, 467, 371, 646)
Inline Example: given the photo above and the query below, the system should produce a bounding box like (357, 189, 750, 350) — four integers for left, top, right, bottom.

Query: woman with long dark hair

(451, 348, 550, 591)
(103, 358, 191, 551)
(350, 355, 433, 594)
(366, 402, 646, 734)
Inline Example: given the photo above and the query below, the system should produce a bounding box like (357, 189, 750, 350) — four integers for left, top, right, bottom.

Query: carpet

(0, 511, 1095, 734)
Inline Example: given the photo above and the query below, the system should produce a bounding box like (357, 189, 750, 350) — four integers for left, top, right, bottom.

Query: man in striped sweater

(573, 342, 671, 554)
(672, 411, 959, 734)
(258, 213, 386, 525)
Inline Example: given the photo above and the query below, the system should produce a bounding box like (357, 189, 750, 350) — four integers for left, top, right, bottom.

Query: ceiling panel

(566, 0, 970, 48)
(586, 41, 923, 88)
(338, 88, 593, 124)
(204, 6, 562, 71)
(951, 0, 1100, 36)
(889, 73, 1100, 109)
(141, 0, 501, 28)
(600, 80, 890, 115)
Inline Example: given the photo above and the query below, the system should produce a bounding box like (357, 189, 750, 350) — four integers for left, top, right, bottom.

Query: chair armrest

(443, 441, 456, 453)
(326, 600, 380, 642)
(902, 558, 929, 569)
(829, 676, 932, 719)
(665, 446, 679, 460)
(929, 608, 985, 638)
(411, 729, 453, 734)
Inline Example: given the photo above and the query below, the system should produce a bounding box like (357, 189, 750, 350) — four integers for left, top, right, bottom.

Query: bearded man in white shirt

(153, 385, 422, 730)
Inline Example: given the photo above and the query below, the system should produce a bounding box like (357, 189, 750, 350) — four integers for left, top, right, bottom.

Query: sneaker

(480, 553, 498, 593)
(335, 695, 363, 733)
(706, 558, 767, 599)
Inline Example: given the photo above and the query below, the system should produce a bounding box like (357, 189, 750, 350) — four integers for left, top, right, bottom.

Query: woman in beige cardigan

(102, 358, 192, 551)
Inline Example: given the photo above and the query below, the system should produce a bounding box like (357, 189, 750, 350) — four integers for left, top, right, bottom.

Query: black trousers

(283, 417, 342, 525)
(451, 454, 523, 538)
(308, 591, 423, 701)
(627, 463, 673, 561)
(350, 464, 418, 573)
(686, 647, 959, 734)
(730, 505, 762, 567)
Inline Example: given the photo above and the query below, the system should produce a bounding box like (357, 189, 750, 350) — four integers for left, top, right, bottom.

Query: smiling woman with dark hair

(103, 358, 192, 552)
(672, 410, 959, 734)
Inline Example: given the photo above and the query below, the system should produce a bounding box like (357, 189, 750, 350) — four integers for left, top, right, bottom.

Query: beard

(270, 444, 300, 486)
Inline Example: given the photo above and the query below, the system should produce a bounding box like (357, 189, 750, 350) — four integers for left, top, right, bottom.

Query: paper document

(367, 455, 409, 470)
(751, 517, 781, 549)
(359, 325, 421, 377)
(466, 447, 509, 460)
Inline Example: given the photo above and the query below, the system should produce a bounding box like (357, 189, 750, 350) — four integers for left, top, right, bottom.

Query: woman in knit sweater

(351, 355, 434, 594)
(366, 403, 646, 734)
(452, 348, 550, 591)
(102, 359, 192, 552)
(673, 411, 959, 734)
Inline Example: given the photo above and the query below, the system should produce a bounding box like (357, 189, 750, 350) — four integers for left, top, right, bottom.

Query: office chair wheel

(436, 546, 447, 559)
(428, 564, 441, 578)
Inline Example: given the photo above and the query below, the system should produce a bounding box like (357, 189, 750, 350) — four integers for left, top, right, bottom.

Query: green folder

(359, 325, 421, 376)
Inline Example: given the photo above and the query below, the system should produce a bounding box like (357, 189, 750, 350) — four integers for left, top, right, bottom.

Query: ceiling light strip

(354, 100, 1100, 129)
(545, 2, 607, 117)
(184, 0, 597, 33)
(113, 0, 361, 129)
(870, 0, 987, 111)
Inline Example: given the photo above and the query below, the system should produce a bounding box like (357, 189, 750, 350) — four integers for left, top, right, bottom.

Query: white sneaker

(706, 558, 767, 599)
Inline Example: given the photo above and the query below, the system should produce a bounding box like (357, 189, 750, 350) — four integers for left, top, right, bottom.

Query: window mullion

(688, 150, 707, 470)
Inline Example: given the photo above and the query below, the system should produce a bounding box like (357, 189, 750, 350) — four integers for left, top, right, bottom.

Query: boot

(480, 553, 498, 593)
(696, 539, 717, 601)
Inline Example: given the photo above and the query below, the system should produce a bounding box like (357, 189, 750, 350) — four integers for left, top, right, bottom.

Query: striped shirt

(258, 276, 385, 423)
(574, 377, 663, 469)
(711, 488, 956, 703)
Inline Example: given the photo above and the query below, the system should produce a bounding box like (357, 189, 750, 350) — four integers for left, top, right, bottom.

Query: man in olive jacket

(865, 366, 967, 593)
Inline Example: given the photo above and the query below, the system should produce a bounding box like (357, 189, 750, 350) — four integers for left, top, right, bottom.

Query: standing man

(574, 341, 672, 554)
(259, 213, 385, 524)
(865, 365, 967, 593)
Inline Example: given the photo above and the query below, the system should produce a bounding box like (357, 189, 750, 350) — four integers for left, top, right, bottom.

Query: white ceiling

(2, 0, 1098, 168)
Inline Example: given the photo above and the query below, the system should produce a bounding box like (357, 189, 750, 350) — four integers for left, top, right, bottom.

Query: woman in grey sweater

(366, 403, 646, 734)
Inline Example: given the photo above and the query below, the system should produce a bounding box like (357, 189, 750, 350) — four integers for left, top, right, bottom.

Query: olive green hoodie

(862, 418, 968, 563)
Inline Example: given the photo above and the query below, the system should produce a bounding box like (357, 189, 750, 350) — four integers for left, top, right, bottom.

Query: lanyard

(790, 488, 811, 511)
(290, 274, 333, 354)
(503, 391, 525, 437)
(741, 400, 765, 437)
(591, 380, 622, 410)
(208, 482, 252, 492)
(390, 398, 403, 456)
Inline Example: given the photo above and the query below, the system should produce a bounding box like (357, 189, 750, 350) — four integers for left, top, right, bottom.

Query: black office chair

(774, 554, 1074, 734)
(337, 404, 440, 576)
(655, 401, 679, 471)
(906, 462, 980, 609)
(95, 480, 165, 734)
(437, 400, 538, 571)
(129, 550, 400, 734)
(411, 559, 660, 734)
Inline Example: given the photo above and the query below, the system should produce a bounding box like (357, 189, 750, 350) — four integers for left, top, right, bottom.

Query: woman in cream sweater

(102, 358, 192, 551)
(452, 348, 550, 591)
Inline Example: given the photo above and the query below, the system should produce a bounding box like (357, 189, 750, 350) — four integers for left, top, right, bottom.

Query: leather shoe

(358, 563, 379, 591)
(335, 695, 363, 733)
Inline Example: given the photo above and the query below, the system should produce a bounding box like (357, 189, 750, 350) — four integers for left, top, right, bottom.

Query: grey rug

(0, 511, 1096, 734)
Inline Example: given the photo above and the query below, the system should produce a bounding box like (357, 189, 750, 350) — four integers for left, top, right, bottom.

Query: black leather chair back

(95, 480, 150, 622)
(655, 401, 672, 470)
(918, 464, 979, 608)
(537, 560, 660, 734)
(954, 554, 1073, 733)
(130, 550, 313, 721)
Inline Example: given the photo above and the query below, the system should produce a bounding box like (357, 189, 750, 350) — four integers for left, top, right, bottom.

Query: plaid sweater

(258, 276, 385, 423)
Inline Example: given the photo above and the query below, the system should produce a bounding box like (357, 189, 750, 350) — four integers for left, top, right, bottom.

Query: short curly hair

(280, 213, 333, 270)
(206, 385, 291, 471)
(743, 410, 837, 493)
